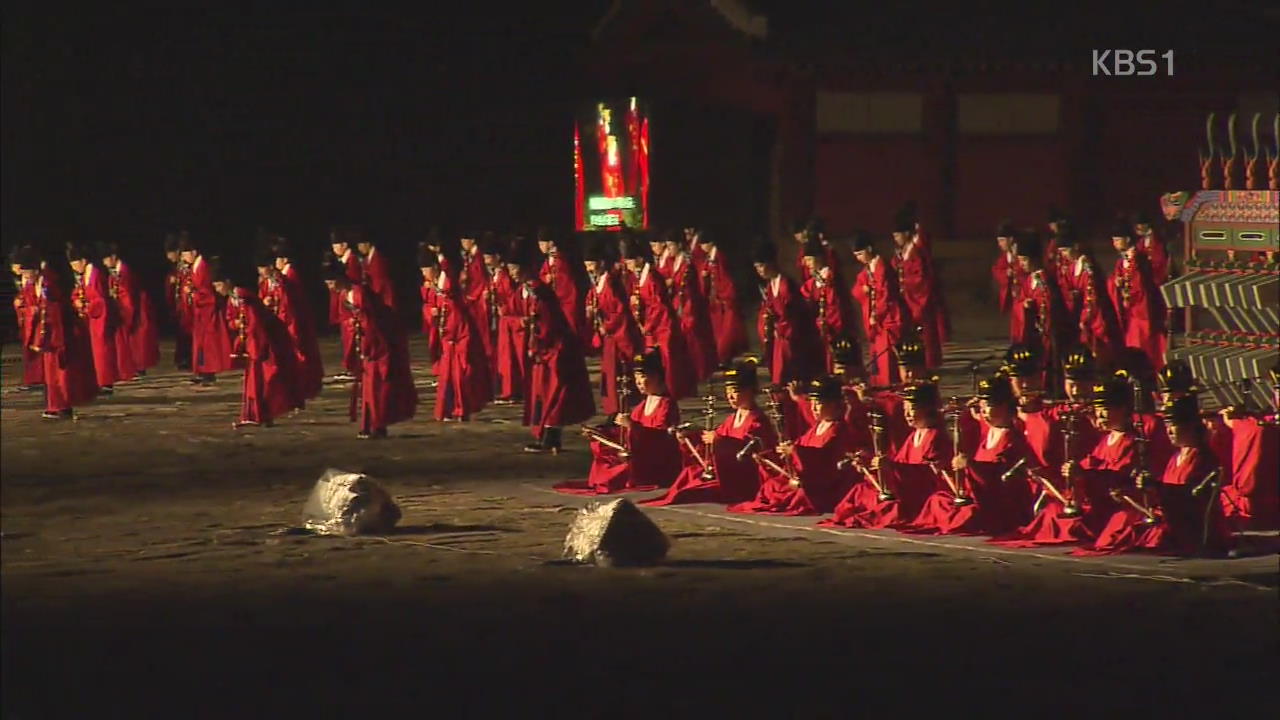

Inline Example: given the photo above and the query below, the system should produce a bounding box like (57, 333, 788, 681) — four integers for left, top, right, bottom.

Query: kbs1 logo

(1092, 49, 1174, 76)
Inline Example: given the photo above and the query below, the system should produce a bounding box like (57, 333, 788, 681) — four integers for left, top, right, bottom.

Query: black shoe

(99, 386, 114, 396)
(136, 370, 147, 378)
(357, 431, 372, 439)
(42, 410, 73, 421)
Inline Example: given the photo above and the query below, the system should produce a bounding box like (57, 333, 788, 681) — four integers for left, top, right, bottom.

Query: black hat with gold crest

(1162, 394, 1202, 428)
(894, 335, 926, 366)
(1004, 343, 1041, 378)
(752, 241, 778, 266)
(1091, 371, 1135, 409)
(722, 356, 760, 390)
(633, 347, 665, 377)
(831, 337, 863, 371)
(977, 374, 1016, 406)
(898, 379, 941, 408)
(806, 375, 846, 402)
(1156, 360, 1197, 395)
(1062, 346, 1095, 381)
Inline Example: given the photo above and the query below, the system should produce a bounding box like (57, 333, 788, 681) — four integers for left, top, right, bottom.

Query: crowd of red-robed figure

(7, 207, 1277, 556)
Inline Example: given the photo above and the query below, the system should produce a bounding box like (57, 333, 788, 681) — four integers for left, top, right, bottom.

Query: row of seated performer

(556, 338, 1278, 557)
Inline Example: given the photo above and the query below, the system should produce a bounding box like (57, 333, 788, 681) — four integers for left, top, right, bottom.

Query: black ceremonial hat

(1014, 231, 1042, 260)
(1061, 346, 1096, 381)
(977, 374, 1016, 405)
(1156, 360, 1197, 394)
(751, 241, 777, 265)
(807, 375, 845, 402)
(894, 336, 926, 365)
(898, 380, 941, 407)
(722, 356, 760, 390)
(1004, 343, 1041, 378)
(850, 230, 874, 252)
(1161, 394, 1202, 427)
(633, 347, 665, 377)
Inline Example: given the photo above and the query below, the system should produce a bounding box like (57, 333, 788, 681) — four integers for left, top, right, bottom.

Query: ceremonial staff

(699, 376, 718, 483)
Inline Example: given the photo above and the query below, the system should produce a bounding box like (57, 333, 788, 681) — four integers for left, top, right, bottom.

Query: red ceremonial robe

(993, 249, 1023, 320)
(345, 285, 418, 433)
(823, 425, 951, 529)
(166, 261, 194, 367)
(995, 429, 1137, 547)
(794, 243, 843, 287)
(1137, 230, 1170, 286)
(1061, 255, 1122, 367)
(104, 266, 139, 382)
(521, 279, 596, 437)
(420, 281, 443, 375)
(115, 261, 160, 372)
(459, 248, 493, 363)
(630, 263, 697, 400)
(897, 421, 1031, 536)
(361, 247, 397, 312)
(227, 288, 304, 424)
(642, 406, 778, 506)
(802, 265, 856, 374)
(28, 270, 98, 412)
(892, 238, 946, 369)
(190, 255, 232, 375)
(1219, 414, 1279, 529)
(14, 276, 45, 385)
(1108, 251, 1167, 372)
(278, 264, 324, 400)
(730, 418, 857, 516)
(1076, 444, 1229, 556)
(77, 263, 122, 385)
(492, 267, 525, 401)
(331, 250, 363, 374)
(852, 258, 906, 387)
(666, 252, 719, 381)
(432, 272, 492, 421)
(1012, 270, 1071, 384)
(758, 272, 823, 386)
(589, 269, 643, 416)
(699, 246, 747, 361)
(556, 395, 681, 494)
(541, 255, 587, 344)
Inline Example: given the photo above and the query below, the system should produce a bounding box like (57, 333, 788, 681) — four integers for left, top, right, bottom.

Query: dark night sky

(2, 4, 612, 248)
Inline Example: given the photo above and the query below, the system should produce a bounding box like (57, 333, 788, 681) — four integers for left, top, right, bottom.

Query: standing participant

(792, 218, 840, 285)
(992, 221, 1024, 341)
(67, 244, 123, 393)
(891, 209, 946, 370)
(417, 239, 445, 381)
(486, 237, 524, 404)
(510, 238, 595, 454)
(179, 237, 231, 385)
(1057, 233, 1121, 367)
(1217, 365, 1279, 530)
(328, 228, 364, 382)
(1132, 211, 1170, 286)
(555, 348, 681, 494)
(271, 240, 324, 401)
(354, 230, 397, 312)
(16, 249, 98, 419)
(426, 246, 491, 422)
(537, 228, 588, 344)
(458, 232, 493, 366)
(730, 375, 857, 516)
(1011, 233, 1069, 390)
(693, 229, 747, 362)
(215, 262, 304, 428)
(823, 380, 951, 529)
(584, 237, 643, 416)
(324, 259, 418, 439)
(100, 243, 160, 377)
(10, 248, 45, 391)
(164, 234, 194, 371)
(1108, 224, 1167, 373)
(661, 230, 718, 382)
(753, 241, 822, 386)
(624, 236, 697, 400)
(642, 357, 778, 506)
(801, 237, 855, 374)
(850, 231, 905, 387)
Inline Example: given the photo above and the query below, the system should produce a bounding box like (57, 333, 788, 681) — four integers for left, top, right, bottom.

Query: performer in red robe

(269, 241, 324, 401)
(458, 233, 493, 367)
(585, 238, 643, 416)
(643, 357, 777, 506)
(10, 251, 44, 389)
(422, 247, 492, 422)
(824, 380, 951, 528)
(164, 234, 194, 370)
(325, 260, 418, 438)
(511, 239, 595, 453)
(556, 348, 681, 494)
(891, 213, 946, 370)
(1108, 224, 1167, 373)
(537, 228, 588, 345)
(1132, 211, 1170, 286)
(1010, 234, 1070, 390)
(180, 237, 232, 385)
(486, 238, 524, 404)
(731, 375, 858, 515)
(897, 375, 1030, 536)
(801, 238, 856, 374)
(328, 228, 364, 381)
(623, 237, 697, 400)
(17, 250, 98, 418)
(662, 231, 719, 382)
(1217, 365, 1279, 530)
(791, 218, 842, 286)
(996, 373, 1139, 546)
(992, 222, 1024, 340)
(754, 241, 823, 386)
(101, 245, 160, 376)
(1056, 234, 1121, 368)
(693, 229, 747, 362)
(850, 231, 906, 388)
(216, 263, 304, 428)
(353, 231, 397, 313)
(67, 245, 122, 392)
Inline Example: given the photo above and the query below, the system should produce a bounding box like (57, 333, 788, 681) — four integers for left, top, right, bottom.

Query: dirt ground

(2, 335, 1276, 718)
